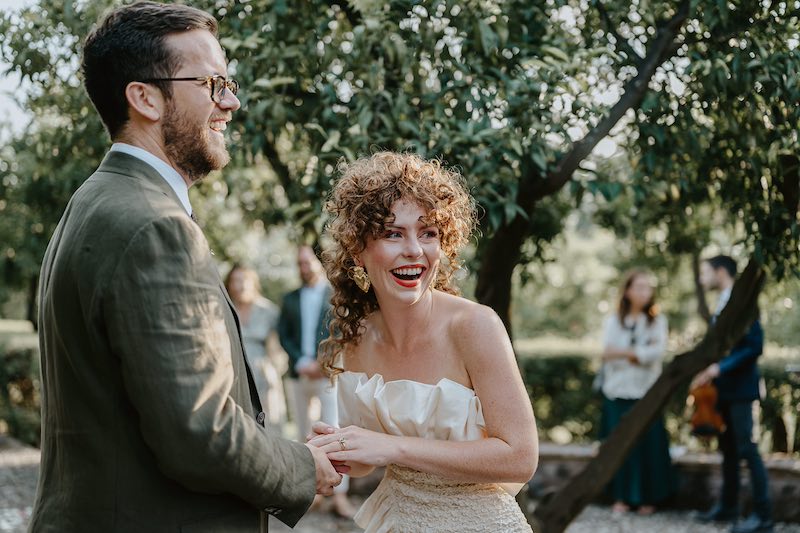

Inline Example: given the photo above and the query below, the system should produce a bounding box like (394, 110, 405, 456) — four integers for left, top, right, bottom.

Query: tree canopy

(2, 0, 797, 331)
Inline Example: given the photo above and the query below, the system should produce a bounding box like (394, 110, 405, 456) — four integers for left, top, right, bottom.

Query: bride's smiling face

(357, 198, 440, 306)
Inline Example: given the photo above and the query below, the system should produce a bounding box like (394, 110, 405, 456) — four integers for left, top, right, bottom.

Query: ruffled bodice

(337, 371, 532, 533)
(337, 371, 487, 441)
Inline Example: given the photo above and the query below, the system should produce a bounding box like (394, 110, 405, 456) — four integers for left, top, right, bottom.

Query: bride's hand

(307, 425, 399, 467)
(306, 421, 351, 474)
(306, 420, 337, 442)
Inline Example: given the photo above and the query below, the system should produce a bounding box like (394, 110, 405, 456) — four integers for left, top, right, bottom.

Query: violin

(689, 382, 725, 437)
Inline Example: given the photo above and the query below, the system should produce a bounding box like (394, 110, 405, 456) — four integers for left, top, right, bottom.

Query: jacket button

(256, 412, 266, 425)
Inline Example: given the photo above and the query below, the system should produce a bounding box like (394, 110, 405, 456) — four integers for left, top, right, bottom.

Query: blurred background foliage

(1, 0, 798, 329)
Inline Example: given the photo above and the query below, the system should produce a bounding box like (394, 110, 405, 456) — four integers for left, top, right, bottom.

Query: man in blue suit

(693, 255, 773, 533)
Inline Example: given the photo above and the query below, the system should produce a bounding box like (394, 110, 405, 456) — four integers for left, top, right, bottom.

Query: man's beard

(163, 103, 230, 183)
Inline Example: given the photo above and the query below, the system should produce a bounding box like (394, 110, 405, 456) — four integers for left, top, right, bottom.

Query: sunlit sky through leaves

(0, 0, 33, 141)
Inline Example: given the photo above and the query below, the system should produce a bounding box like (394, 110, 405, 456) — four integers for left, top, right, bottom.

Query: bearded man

(31, 3, 340, 531)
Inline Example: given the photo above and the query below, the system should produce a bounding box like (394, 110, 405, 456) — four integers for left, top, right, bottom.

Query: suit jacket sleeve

(103, 215, 315, 525)
(278, 294, 303, 366)
(718, 319, 764, 375)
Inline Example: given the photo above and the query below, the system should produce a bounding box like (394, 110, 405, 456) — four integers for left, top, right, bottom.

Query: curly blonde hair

(319, 152, 477, 377)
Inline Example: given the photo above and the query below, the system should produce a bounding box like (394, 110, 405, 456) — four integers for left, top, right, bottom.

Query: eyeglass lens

(212, 77, 238, 102)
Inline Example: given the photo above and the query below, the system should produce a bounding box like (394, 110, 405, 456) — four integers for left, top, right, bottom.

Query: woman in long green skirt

(597, 270, 675, 514)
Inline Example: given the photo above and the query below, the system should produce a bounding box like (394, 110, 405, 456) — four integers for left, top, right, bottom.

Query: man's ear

(124, 81, 163, 122)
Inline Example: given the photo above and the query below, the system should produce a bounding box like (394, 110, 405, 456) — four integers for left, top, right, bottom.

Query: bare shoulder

(437, 293, 522, 403)
(450, 299, 504, 338)
(437, 292, 509, 362)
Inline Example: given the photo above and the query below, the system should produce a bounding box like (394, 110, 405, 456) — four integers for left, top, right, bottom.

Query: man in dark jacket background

(278, 245, 355, 518)
(693, 255, 773, 533)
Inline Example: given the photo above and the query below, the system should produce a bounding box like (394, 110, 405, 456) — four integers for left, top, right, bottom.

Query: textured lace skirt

(355, 465, 533, 533)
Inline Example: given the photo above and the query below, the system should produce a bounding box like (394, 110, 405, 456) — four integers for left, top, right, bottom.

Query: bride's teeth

(393, 267, 423, 276)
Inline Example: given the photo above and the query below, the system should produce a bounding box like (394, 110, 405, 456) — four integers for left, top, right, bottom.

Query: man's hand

(297, 361, 324, 380)
(304, 442, 342, 496)
(306, 420, 336, 441)
(690, 363, 720, 391)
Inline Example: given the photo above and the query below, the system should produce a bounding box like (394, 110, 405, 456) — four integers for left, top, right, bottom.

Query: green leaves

(621, 0, 800, 279)
(477, 20, 499, 56)
(1, 0, 798, 317)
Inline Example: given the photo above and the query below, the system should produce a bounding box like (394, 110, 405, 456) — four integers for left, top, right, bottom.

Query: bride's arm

(309, 305, 538, 484)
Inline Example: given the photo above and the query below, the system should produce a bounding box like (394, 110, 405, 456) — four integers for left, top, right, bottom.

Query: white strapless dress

(337, 371, 533, 533)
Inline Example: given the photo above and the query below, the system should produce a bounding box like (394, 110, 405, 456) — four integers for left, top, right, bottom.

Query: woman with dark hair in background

(598, 269, 673, 515)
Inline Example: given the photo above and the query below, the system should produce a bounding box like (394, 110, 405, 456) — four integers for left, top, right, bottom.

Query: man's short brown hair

(82, 1, 218, 138)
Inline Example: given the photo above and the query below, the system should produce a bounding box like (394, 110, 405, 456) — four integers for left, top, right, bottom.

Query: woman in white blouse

(599, 269, 674, 515)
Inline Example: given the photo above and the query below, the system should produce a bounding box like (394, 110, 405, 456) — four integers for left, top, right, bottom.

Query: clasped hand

(602, 347, 640, 365)
(306, 421, 397, 471)
(303, 441, 343, 496)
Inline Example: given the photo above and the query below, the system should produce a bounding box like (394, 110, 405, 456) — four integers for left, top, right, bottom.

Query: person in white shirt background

(598, 269, 674, 515)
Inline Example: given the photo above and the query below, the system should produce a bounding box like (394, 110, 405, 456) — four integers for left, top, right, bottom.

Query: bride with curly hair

(307, 151, 538, 532)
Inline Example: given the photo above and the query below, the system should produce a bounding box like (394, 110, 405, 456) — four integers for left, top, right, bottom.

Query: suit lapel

(291, 290, 302, 330)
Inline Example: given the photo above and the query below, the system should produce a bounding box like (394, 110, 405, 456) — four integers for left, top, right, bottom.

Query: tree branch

(692, 251, 712, 323)
(532, 259, 766, 533)
(262, 138, 293, 194)
(594, 0, 644, 62)
(475, 2, 689, 327)
(523, 0, 690, 206)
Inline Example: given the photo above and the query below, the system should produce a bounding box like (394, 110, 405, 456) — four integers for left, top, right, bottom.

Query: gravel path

(563, 506, 800, 533)
(2, 440, 799, 533)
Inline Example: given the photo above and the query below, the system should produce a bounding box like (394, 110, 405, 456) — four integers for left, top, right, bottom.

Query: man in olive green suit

(31, 3, 340, 532)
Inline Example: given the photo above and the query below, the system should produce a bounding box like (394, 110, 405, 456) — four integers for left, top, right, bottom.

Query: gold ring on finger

(338, 436, 347, 451)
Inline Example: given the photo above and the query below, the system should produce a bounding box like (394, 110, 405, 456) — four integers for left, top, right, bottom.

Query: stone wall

(529, 442, 800, 522)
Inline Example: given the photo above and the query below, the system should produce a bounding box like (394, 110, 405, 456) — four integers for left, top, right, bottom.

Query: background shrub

(520, 353, 800, 456)
(0, 344, 40, 447)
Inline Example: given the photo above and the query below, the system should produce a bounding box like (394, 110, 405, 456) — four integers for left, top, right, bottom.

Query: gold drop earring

(351, 265, 371, 293)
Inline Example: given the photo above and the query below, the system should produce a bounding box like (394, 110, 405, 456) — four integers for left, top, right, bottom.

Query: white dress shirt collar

(715, 286, 733, 316)
(110, 143, 193, 216)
